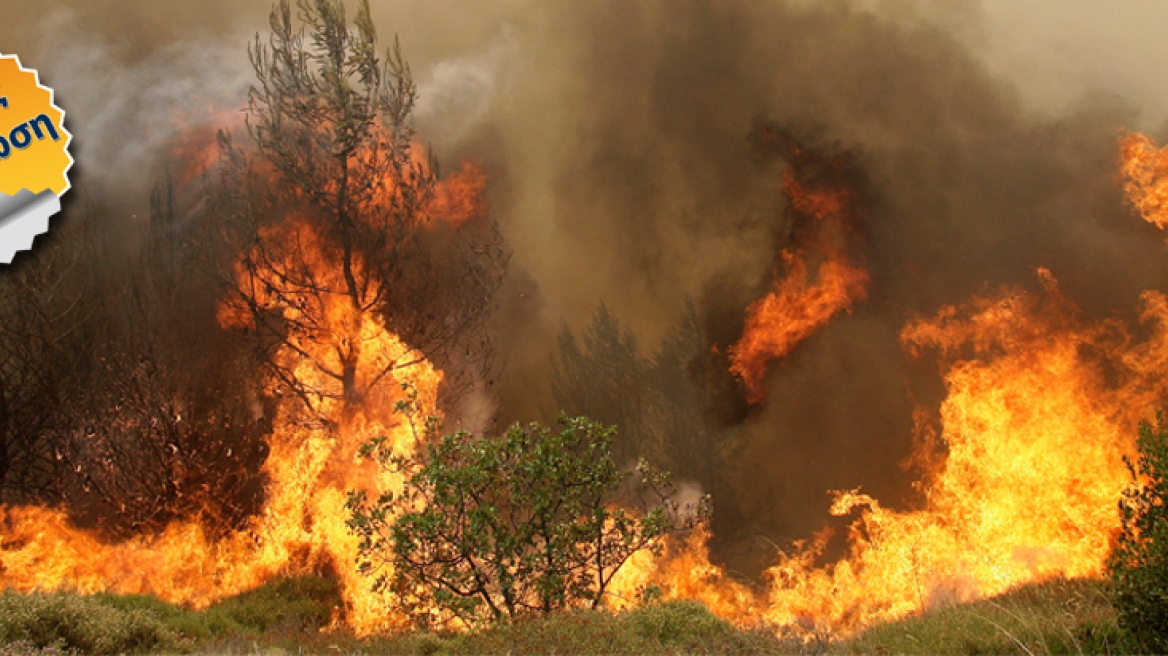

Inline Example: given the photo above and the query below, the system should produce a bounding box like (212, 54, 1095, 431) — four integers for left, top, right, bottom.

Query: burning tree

(0, 0, 503, 634)
(201, 0, 506, 630)
(213, 0, 505, 420)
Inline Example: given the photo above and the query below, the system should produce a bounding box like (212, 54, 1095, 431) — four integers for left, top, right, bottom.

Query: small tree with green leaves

(348, 415, 706, 628)
(1109, 413, 1168, 653)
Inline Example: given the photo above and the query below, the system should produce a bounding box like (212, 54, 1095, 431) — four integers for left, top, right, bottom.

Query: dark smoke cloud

(465, 0, 1168, 575)
(8, 0, 1168, 577)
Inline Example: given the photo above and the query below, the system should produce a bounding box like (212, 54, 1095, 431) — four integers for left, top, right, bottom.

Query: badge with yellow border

(0, 54, 72, 264)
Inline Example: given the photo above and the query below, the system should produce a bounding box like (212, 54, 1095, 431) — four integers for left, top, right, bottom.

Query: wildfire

(0, 137, 500, 633)
(622, 131, 1168, 638)
(166, 103, 246, 186)
(3, 95, 1168, 645)
(635, 267, 1159, 637)
(0, 221, 442, 631)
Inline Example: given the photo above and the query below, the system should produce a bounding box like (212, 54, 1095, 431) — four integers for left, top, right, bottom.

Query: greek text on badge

(0, 54, 72, 264)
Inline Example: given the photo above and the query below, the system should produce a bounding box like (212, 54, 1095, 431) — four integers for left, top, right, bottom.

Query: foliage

(1108, 414, 1168, 653)
(551, 304, 756, 552)
(0, 211, 95, 505)
(198, 574, 341, 633)
(0, 182, 263, 533)
(348, 415, 707, 628)
(552, 305, 654, 465)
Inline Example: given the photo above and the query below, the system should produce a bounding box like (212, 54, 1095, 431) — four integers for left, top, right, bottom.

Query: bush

(1109, 414, 1168, 652)
(349, 415, 706, 628)
(0, 590, 188, 655)
(200, 574, 340, 633)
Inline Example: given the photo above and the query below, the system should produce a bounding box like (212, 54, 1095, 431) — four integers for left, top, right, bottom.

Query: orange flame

(1121, 131, 1168, 229)
(426, 159, 488, 229)
(607, 526, 758, 619)
(758, 270, 1157, 635)
(167, 103, 245, 187)
(730, 162, 870, 403)
(729, 250, 870, 403)
(634, 270, 1162, 638)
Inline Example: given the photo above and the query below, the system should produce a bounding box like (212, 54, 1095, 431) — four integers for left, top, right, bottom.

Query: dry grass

(840, 577, 1124, 655)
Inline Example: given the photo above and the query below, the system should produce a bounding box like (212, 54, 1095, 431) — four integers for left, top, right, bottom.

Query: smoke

(8, 0, 1168, 579)
(18, 9, 253, 209)
(414, 30, 518, 145)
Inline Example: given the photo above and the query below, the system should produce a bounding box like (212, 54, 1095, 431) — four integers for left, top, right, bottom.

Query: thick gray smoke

(8, 0, 1168, 577)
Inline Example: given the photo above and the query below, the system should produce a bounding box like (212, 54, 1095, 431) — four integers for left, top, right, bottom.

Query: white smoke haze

(32, 9, 254, 202)
(414, 29, 519, 146)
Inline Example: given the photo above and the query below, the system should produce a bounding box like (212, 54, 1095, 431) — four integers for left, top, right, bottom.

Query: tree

(0, 207, 95, 505)
(212, 0, 505, 422)
(1109, 413, 1168, 652)
(347, 414, 706, 628)
(62, 183, 267, 534)
(551, 305, 655, 466)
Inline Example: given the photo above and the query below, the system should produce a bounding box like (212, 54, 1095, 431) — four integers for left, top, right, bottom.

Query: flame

(1121, 131, 1168, 229)
(729, 147, 871, 403)
(729, 250, 870, 403)
(166, 103, 245, 186)
(760, 270, 1159, 634)
(611, 527, 759, 619)
(3, 117, 1166, 645)
(632, 270, 1162, 638)
(425, 159, 488, 228)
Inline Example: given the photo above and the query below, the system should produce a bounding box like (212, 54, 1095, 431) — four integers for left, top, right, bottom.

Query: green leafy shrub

(349, 415, 707, 628)
(1109, 414, 1168, 653)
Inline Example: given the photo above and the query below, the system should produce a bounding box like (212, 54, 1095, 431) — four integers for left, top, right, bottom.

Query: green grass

(0, 588, 190, 655)
(0, 583, 790, 656)
(0, 575, 341, 655)
(355, 600, 794, 655)
(841, 577, 1125, 655)
(0, 574, 1138, 655)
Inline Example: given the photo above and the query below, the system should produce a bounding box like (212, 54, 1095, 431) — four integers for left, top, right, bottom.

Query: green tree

(551, 305, 655, 465)
(1109, 413, 1168, 653)
(347, 414, 706, 628)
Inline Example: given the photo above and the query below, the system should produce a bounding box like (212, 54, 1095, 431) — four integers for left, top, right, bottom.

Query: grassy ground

(841, 577, 1124, 655)
(0, 576, 343, 655)
(0, 578, 792, 655)
(0, 575, 1132, 655)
